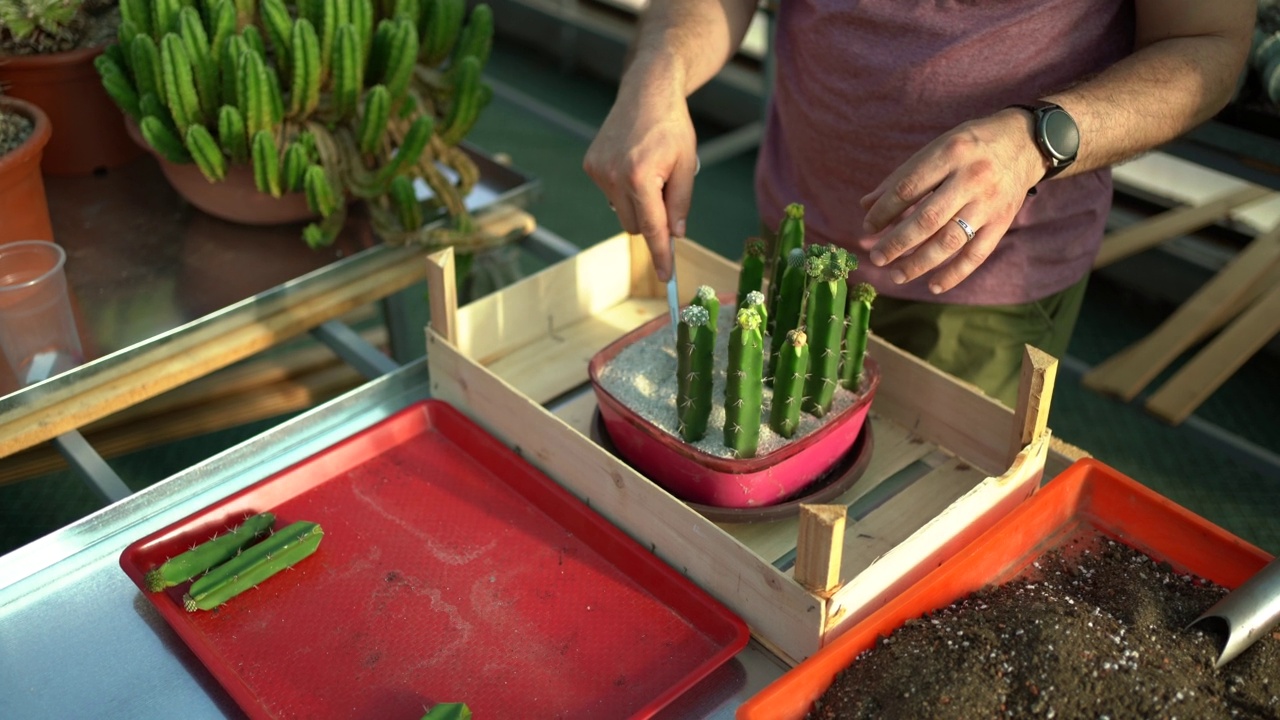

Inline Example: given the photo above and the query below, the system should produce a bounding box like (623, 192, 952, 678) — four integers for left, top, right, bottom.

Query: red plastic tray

(121, 400, 748, 720)
(738, 458, 1275, 719)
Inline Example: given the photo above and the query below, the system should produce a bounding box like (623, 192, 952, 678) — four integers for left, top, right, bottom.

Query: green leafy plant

(95, 0, 496, 248)
(0, 0, 86, 55)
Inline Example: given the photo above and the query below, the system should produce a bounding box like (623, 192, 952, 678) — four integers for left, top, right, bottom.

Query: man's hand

(583, 76, 698, 283)
(859, 108, 1047, 295)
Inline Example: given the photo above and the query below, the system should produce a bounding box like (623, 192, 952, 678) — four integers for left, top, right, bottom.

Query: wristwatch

(1007, 101, 1079, 181)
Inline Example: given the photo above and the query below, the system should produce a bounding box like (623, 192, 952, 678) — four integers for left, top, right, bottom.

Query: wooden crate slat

(486, 298, 666, 404)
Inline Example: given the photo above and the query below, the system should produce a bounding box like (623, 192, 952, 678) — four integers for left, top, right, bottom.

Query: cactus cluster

(673, 202, 877, 459)
(94, 0, 494, 248)
(0, 103, 34, 155)
(0, 0, 87, 55)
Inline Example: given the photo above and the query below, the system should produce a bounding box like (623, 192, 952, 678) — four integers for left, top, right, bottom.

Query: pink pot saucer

(590, 409, 876, 524)
(587, 310, 880, 509)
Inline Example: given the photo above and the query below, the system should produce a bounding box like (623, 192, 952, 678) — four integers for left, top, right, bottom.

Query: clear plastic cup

(0, 241, 84, 385)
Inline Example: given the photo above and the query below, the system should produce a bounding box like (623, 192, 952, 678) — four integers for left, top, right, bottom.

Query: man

(583, 0, 1253, 406)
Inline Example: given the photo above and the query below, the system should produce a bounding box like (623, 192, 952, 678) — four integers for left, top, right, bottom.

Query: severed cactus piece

(689, 284, 719, 330)
(767, 247, 807, 380)
(736, 239, 766, 308)
(145, 512, 276, 592)
(841, 282, 876, 391)
(802, 245, 852, 417)
(676, 304, 715, 443)
(724, 307, 764, 458)
(184, 520, 324, 611)
(769, 329, 809, 439)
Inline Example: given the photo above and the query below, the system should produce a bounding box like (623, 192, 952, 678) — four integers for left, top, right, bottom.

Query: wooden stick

(795, 504, 847, 594)
(1083, 222, 1280, 401)
(1144, 283, 1280, 425)
(425, 247, 458, 345)
(1094, 185, 1274, 268)
(1008, 345, 1058, 467)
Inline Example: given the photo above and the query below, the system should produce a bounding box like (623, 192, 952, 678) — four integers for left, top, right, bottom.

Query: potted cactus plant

(0, 0, 142, 175)
(0, 93, 54, 242)
(95, 0, 494, 247)
(588, 203, 881, 509)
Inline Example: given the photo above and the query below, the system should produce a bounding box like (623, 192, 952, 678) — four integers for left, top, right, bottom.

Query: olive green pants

(868, 275, 1089, 408)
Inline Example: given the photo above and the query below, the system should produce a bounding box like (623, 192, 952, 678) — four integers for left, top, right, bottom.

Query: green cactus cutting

(96, 0, 497, 249)
(677, 304, 716, 443)
(145, 512, 277, 592)
(184, 520, 324, 611)
(736, 239, 766, 307)
(724, 307, 765, 458)
(802, 245, 852, 418)
(841, 281, 876, 390)
(769, 329, 810, 439)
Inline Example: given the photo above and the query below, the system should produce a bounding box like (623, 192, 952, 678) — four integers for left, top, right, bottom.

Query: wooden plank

(1112, 153, 1280, 236)
(1082, 223, 1280, 401)
(795, 505, 847, 594)
(1094, 185, 1274, 268)
(1144, 283, 1280, 425)
(1008, 346, 1058, 467)
(822, 433, 1048, 643)
(427, 328, 826, 664)
(0, 250, 428, 459)
(425, 248, 458, 345)
(485, 299, 665, 404)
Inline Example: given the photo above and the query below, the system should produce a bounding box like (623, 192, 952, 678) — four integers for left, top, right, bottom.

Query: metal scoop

(1188, 556, 1280, 668)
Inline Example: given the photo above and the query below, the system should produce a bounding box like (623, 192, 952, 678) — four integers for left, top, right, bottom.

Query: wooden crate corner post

(795, 504, 848, 595)
(425, 246, 458, 346)
(1008, 345, 1058, 468)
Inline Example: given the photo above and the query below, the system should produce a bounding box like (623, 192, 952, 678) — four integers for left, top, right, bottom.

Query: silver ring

(954, 217, 976, 242)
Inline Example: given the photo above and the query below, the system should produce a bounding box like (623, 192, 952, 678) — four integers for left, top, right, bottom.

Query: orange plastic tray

(738, 458, 1275, 719)
(120, 400, 748, 719)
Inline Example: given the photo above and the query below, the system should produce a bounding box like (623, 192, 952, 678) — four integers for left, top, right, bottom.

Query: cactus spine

(183, 520, 324, 611)
(769, 330, 809, 439)
(802, 245, 852, 418)
(736, 239, 765, 307)
(841, 282, 876, 390)
(676, 304, 715, 443)
(724, 307, 764, 458)
(145, 512, 276, 591)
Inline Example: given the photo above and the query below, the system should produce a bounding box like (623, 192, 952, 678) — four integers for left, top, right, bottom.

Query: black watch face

(1040, 109, 1080, 163)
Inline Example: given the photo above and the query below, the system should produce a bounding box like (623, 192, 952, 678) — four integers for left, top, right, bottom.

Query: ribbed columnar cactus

(802, 245, 852, 417)
(736, 239, 765, 306)
(768, 329, 809, 439)
(0, 0, 86, 55)
(724, 307, 764, 458)
(767, 246, 807, 378)
(766, 203, 805, 337)
(841, 281, 876, 390)
(95, 0, 495, 248)
(676, 304, 715, 442)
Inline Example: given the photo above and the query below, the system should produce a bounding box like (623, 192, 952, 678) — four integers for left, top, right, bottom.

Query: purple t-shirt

(755, 0, 1135, 305)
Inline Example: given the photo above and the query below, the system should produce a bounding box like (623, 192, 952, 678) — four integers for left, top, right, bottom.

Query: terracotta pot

(124, 118, 320, 226)
(588, 309, 880, 508)
(0, 46, 143, 176)
(0, 96, 54, 243)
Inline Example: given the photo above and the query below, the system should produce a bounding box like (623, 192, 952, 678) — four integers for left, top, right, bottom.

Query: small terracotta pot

(124, 117, 319, 226)
(0, 46, 143, 176)
(0, 96, 54, 243)
(588, 310, 880, 508)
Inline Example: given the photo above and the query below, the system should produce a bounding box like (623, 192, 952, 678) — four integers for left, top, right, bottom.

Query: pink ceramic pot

(588, 311, 879, 509)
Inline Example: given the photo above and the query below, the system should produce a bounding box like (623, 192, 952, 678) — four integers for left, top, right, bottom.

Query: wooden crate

(424, 233, 1075, 665)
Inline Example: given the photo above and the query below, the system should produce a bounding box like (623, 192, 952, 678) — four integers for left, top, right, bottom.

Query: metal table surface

(0, 358, 787, 719)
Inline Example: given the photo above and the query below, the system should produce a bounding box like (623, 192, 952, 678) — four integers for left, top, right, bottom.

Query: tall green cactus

(841, 282, 876, 390)
(769, 329, 809, 439)
(767, 247, 807, 379)
(736, 239, 766, 307)
(676, 304, 715, 443)
(802, 245, 852, 418)
(766, 203, 805, 336)
(96, 0, 497, 249)
(724, 307, 765, 458)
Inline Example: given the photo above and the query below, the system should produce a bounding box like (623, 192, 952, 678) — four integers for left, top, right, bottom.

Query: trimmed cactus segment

(676, 304, 716, 443)
(802, 245, 852, 418)
(724, 307, 764, 458)
(689, 284, 719, 330)
(144, 512, 276, 592)
(769, 329, 810, 439)
(841, 282, 876, 391)
(184, 520, 324, 612)
(736, 239, 766, 307)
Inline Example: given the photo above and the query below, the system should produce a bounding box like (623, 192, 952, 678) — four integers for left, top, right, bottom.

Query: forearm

(1045, 3, 1253, 175)
(622, 0, 758, 100)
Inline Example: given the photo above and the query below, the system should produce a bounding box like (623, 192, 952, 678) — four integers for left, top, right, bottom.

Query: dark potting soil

(811, 537, 1280, 719)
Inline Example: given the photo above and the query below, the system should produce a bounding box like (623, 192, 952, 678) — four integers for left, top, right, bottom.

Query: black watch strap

(1007, 101, 1079, 183)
